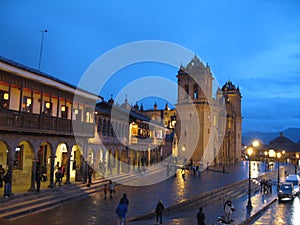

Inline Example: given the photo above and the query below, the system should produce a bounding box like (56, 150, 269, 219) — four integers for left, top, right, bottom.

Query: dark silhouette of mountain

(242, 127, 300, 145)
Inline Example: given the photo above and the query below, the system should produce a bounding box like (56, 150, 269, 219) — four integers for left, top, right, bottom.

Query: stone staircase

(0, 178, 108, 220)
(0, 163, 167, 220)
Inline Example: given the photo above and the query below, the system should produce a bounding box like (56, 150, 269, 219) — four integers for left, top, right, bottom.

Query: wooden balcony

(0, 109, 94, 137)
(130, 135, 165, 146)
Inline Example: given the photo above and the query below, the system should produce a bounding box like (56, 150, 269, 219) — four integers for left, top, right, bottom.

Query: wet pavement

(253, 195, 300, 225)
(128, 188, 277, 225)
(3, 162, 290, 225)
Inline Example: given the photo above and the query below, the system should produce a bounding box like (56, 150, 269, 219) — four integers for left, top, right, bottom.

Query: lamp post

(276, 152, 282, 190)
(264, 151, 268, 172)
(247, 147, 253, 209)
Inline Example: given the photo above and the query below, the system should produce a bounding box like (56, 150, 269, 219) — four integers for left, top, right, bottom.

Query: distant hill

(242, 127, 300, 145)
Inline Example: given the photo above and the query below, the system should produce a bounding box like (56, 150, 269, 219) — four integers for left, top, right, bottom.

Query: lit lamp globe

(247, 147, 253, 157)
(269, 149, 276, 158)
(252, 140, 260, 147)
(277, 152, 281, 159)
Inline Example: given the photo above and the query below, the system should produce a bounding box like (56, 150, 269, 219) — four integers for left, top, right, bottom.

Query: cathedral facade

(175, 56, 242, 166)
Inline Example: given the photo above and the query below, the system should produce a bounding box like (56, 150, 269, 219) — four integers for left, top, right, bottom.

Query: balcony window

(43, 101, 52, 115)
(73, 108, 82, 121)
(0, 91, 9, 109)
(61, 105, 68, 118)
(22, 96, 32, 112)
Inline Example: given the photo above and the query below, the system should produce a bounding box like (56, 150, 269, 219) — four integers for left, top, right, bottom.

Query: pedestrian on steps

(36, 170, 41, 192)
(103, 183, 108, 199)
(109, 180, 115, 199)
(3, 170, 11, 198)
(54, 168, 62, 186)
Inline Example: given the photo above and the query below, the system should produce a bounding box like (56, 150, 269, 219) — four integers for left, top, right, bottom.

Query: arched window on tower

(185, 85, 189, 99)
(193, 84, 198, 99)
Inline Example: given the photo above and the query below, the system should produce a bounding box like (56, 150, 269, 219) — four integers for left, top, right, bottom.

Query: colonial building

(0, 56, 168, 194)
(90, 98, 167, 177)
(0, 56, 101, 193)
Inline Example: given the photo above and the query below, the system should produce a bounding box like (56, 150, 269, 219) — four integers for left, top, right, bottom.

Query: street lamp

(252, 140, 260, 148)
(264, 151, 268, 172)
(276, 152, 282, 190)
(247, 147, 253, 209)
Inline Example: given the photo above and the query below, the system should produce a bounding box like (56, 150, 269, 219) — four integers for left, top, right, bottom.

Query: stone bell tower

(176, 56, 214, 163)
(216, 80, 242, 164)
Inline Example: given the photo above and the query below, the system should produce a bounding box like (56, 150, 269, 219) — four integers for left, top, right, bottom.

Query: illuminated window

(13, 145, 23, 170)
(61, 105, 68, 118)
(44, 101, 52, 115)
(73, 108, 81, 121)
(22, 96, 32, 112)
(0, 91, 9, 108)
(131, 123, 138, 136)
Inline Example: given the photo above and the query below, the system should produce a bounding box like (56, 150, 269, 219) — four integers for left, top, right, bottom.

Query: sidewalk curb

(238, 198, 277, 225)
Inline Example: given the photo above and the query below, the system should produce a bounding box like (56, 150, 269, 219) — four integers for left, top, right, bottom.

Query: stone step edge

(2, 185, 103, 220)
(238, 198, 278, 225)
(0, 180, 107, 212)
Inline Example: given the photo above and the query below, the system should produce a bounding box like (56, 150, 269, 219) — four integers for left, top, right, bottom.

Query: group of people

(0, 165, 11, 198)
(54, 163, 65, 186)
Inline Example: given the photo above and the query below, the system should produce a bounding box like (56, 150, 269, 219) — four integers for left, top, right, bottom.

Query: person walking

(87, 167, 93, 187)
(54, 168, 62, 186)
(155, 199, 165, 225)
(196, 207, 205, 225)
(116, 201, 128, 225)
(36, 170, 41, 192)
(224, 200, 235, 223)
(109, 180, 115, 199)
(0, 165, 5, 188)
(119, 193, 129, 205)
(103, 183, 108, 199)
(3, 170, 11, 198)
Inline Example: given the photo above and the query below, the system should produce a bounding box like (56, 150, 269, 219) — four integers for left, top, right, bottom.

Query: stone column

(117, 150, 120, 175)
(83, 160, 88, 184)
(48, 154, 55, 188)
(65, 151, 71, 184)
(28, 158, 37, 191)
(8, 149, 14, 195)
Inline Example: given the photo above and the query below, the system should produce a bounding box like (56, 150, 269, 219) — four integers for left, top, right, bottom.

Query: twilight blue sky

(0, 0, 300, 133)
